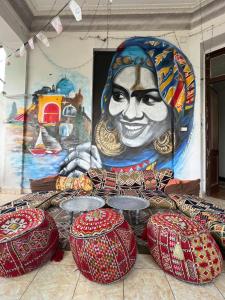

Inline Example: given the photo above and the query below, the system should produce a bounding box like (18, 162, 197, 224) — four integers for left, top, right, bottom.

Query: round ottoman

(70, 208, 137, 284)
(0, 208, 59, 277)
(147, 212, 223, 284)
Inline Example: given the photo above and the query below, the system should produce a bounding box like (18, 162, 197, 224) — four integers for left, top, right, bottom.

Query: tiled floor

(0, 252, 225, 300)
(1, 193, 225, 300)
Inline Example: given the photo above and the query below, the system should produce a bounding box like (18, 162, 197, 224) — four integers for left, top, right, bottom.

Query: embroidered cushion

(70, 208, 137, 284)
(0, 191, 59, 215)
(87, 168, 163, 191)
(154, 169, 174, 191)
(194, 211, 225, 252)
(168, 194, 225, 217)
(164, 179, 200, 195)
(0, 208, 59, 277)
(56, 175, 93, 192)
(147, 212, 223, 284)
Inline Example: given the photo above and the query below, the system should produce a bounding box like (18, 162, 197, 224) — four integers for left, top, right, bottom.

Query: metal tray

(108, 195, 149, 211)
(59, 196, 105, 212)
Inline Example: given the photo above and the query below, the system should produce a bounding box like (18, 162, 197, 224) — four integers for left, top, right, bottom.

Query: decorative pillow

(154, 169, 174, 191)
(87, 168, 157, 191)
(168, 194, 225, 217)
(0, 191, 59, 215)
(116, 170, 156, 190)
(55, 175, 93, 192)
(164, 178, 200, 195)
(30, 175, 58, 192)
(87, 169, 117, 190)
(140, 190, 176, 210)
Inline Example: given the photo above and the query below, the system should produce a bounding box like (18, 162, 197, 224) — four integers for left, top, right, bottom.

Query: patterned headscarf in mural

(95, 36, 195, 172)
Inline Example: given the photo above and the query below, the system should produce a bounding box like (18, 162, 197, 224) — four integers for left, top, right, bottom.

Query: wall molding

(1, 0, 225, 34)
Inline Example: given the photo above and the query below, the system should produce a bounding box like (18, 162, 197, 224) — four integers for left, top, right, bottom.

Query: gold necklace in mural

(95, 118, 125, 156)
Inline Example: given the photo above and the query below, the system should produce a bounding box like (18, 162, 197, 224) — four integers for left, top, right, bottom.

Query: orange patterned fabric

(147, 212, 223, 284)
(56, 175, 93, 192)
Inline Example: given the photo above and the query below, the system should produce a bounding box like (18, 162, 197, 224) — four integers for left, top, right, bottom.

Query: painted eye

(112, 92, 126, 102)
(142, 95, 155, 105)
(141, 93, 161, 105)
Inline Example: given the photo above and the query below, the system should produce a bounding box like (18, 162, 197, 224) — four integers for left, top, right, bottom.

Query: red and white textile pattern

(70, 208, 137, 284)
(147, 212, 223, 284)
(0, 208, 59, 277)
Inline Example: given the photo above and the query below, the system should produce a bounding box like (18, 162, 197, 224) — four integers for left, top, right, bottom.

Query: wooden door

(206, 86, 219, 194)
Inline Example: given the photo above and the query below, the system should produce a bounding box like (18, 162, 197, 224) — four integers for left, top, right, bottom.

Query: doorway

(206, 47, 225, 199)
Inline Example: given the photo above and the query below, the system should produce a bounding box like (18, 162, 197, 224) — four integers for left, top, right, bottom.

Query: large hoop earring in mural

(153, 130, 176, 155)
(95, 118, 125, 156)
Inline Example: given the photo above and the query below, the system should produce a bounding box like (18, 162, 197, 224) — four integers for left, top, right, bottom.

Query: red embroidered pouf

(70, 208, 137, 284)
(0, 208, 59, 277)
(147, 212, 223, 284)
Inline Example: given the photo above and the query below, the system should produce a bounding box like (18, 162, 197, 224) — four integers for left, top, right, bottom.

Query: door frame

(205, 46, 225, 195)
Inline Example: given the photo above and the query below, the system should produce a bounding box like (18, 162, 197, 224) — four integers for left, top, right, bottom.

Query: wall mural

(60, 36, 195, 177)
(5, 36, 195, 189)
(6, 76, 91, 188)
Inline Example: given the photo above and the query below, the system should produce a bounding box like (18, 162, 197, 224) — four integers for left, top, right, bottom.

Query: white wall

(0, 16, 27, 193)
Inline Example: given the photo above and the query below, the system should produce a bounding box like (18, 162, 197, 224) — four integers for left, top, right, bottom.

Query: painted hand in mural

(59, 142, 102, 177)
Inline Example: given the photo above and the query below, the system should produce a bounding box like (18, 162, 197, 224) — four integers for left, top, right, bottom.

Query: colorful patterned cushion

(87, 168, 167, 191)
(0, 191, 60, 215)
(87, 169, 117, 190)
(154, 169, 174, 191)
(164, 179, 200, 195)
(168, 194, 225, 217)
(70, 208, 137, 284)
(0, 208, 59, 277)
(56, 175, 93, 192)
(194, 211, 225, 252)
(147, 212, 223, 284)
(140, 190, 176, 210)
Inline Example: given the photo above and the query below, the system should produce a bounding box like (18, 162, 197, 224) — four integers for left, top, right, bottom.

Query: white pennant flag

(19, 44, 26, 57)
(51, 16, 63, 34)
(69, 0, 82, 22)
(28, 38, 34, 50)
(37, 31, 50, 47)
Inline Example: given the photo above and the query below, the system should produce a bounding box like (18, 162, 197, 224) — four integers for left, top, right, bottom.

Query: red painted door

(43, 103, 60, 123)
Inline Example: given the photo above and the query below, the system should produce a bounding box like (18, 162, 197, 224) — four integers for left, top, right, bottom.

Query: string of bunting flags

(10, 0, 82, 58)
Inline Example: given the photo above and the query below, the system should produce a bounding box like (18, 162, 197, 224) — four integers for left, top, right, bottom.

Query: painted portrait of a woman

(60, 36, 195, 177)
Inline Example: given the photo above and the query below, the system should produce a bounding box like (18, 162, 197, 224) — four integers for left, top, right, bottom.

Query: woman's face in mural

(109, 66, 170, 148)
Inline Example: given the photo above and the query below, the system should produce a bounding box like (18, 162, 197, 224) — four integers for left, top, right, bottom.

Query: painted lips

(120, 121, 147, 139)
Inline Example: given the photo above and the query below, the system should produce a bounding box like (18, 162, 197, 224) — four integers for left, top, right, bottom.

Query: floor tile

(214, 272, 225, 297)
(21, 264, 79, 300)
(134, 254, 160, 269)
(166, 274, 224, 300)
(73, 276, 123, 300)
(124, 268, 174, 300)
(0, 269, 38, 300)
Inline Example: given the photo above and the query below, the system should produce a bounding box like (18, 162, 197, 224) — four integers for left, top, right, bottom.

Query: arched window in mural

(62, 104, 76, 117)
(0, 47, 6, 93)
(43, 103, 60, 123)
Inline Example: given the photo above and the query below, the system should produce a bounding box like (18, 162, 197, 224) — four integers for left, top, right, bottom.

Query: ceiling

(1, 0, 225, 42)
(24, 0, 215, 15)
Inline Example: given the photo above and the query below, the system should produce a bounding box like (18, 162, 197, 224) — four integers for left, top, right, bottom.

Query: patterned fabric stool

(147, 212, 223, 284)
(70, 208, 137, 284)
(0, 208, 59, 277)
